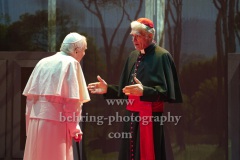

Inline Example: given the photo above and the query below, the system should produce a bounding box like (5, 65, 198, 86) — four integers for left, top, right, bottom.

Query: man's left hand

(122, 77, 143, 96)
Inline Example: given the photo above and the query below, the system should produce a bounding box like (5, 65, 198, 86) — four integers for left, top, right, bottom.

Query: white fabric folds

(23, 52, 90, 160)
(23, 52, 90, 102)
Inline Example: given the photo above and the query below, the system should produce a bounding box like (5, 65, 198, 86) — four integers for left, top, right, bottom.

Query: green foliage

(2, 9, 79, 51)
(5, 10, 48, 51)
(180, 94, 195, 132)
(191, 77, 220, 134)
(0, 23, 8, 50)
(179, 56, 224, 136)
(173, 144, 225, 160)
(180, 56, 217, 96)
(0, 13, 10, 25)
(235, 12, 240, 31)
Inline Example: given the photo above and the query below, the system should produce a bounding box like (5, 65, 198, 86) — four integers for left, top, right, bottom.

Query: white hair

(60, 33, 86, 55)
(130, 21, 155, 39)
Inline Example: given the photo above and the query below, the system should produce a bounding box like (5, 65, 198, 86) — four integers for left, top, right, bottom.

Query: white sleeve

(63, 99, 83, 137)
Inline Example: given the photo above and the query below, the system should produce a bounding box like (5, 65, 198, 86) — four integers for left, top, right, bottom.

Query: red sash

(126, 96, 164, 160)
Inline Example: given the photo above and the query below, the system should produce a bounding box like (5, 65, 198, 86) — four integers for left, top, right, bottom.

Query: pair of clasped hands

(87, 75, 143, 96)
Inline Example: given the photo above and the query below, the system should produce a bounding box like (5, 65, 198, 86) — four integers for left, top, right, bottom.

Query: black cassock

(104, 43, 183, 160)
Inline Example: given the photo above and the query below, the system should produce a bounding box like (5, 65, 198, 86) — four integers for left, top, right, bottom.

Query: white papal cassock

(22, 52, 90, 160)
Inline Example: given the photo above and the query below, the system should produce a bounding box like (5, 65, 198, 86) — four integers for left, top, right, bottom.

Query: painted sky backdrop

(1, 0, 239, 56)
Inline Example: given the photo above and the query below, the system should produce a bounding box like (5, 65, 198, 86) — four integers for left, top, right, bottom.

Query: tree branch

(213, 0, 221, 10)
(79, 0, 98, 16)
(115, 0, 143, 70)
(169, 0, 176, 24)
(109, 0, 125, 49)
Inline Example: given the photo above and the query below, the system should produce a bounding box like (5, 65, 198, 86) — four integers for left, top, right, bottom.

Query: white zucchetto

(62, 32, 84, 44)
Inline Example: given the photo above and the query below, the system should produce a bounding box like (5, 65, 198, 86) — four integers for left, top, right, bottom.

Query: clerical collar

(140, 50, 145, 54)
(140, 43, 156, 54)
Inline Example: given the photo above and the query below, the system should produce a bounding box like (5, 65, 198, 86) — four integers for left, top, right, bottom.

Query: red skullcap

(136, 18, 154, 28)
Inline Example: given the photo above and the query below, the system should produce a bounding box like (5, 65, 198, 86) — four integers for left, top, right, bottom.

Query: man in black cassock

(88, 18, 182, 160)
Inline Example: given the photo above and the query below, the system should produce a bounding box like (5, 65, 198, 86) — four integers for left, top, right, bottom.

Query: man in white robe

(23, 32, 90, 160)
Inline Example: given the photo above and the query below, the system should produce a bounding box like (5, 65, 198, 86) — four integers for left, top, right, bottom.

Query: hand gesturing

(87, 75, 107, 94)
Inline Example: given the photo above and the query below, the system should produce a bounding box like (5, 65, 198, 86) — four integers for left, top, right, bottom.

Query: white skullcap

(62, 32, 83, 44)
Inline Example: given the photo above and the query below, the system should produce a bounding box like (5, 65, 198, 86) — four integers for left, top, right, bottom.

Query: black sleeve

(103, 85, 121, 99)
(140, 53, 183, 103)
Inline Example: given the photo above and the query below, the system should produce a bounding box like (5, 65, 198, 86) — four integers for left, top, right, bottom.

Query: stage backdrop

(0, 0, 240, 160)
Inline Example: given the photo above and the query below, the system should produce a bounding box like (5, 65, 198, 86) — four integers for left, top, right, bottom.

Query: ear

(148, 33, 153, 39)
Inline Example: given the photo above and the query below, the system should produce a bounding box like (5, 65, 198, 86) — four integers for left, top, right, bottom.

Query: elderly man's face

(131, 31, 152, 51)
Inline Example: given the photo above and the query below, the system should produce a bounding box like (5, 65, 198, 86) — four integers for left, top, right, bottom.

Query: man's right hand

(87, 75, 107, 94)
(74, 133, 82, 142)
